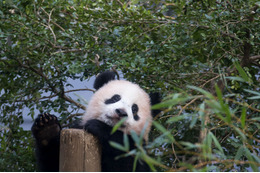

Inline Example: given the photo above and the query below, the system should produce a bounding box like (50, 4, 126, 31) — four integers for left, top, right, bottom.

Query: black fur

(105, 94, 121, 104)
(31, 113, 61, 172)
(149, 92, 161, 117)
(94, 71, 116, 90)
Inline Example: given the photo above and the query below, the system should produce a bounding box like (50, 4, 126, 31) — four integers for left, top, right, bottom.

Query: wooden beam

(59, 129, 101, 171)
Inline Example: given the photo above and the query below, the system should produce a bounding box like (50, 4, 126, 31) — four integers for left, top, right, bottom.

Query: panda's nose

(115, 109, 128, 117)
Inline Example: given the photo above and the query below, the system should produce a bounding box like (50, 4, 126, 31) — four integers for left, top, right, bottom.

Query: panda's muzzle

(115, 109, 128, 117)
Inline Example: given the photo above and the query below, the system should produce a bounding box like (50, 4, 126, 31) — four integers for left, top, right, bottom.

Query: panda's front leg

(84, 119, 136, 154)
(31, 113, 61, 172)
(84, 119, 115, 143)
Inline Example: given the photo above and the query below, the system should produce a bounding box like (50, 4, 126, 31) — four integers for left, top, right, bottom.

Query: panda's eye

(105, 94, 121, 104)
(132, 104, 140, 121)
(132, 104, 139, 114)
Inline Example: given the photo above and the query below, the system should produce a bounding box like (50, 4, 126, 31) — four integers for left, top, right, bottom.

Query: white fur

(82, 80, 152, 141)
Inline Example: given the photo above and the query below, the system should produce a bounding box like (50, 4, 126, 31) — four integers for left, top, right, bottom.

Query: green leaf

(180, 141, 200, 149)
(233, 127, 247, 141)
(111, 117, 127, 134)
(152, 96, 192, 109)
(142, 153, 165, 171)
(132, 154, 138, 172)
(139, 121, 149, 143)
(167, 115, 186, 123)
(251, 152, 260, 164)
(251, 117, 260, 121)
(215, 85, 231, 123)
(109, 141, 127, 152)
(244, 89, 260, 100)
(187, 85, 214, 99)
(209, 132, 225, 158)
(244, 89, 260, 95)
(153, 121, 175, 142)
(199, 102, 205, 117)
(123, 133, 129, 151)
(247, 96, 260, 100)
(233, 61, 252, 83)
(189, 114, 198, 129)
(235, 146, 245, 160)
(153, 121, 168, 133)
(244, 147, 259, 171)
(225, 76, 246, 82)
(130, 130, 142, 145)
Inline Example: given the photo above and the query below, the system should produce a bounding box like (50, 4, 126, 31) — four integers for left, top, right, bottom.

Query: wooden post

(59, 129, 101, 172)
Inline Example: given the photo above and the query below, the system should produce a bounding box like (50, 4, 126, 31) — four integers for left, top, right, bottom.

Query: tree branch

(15, 59, 87, 110)
(249, 55, 260, 61)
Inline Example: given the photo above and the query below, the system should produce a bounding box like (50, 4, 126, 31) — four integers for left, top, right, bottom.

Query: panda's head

(82, 71, 154, 141)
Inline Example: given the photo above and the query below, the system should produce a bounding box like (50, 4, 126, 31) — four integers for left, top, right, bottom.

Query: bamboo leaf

(167, 115, 186, 123)
(244, 89, 260, 100)
(225, 76, 246, 82)
(152, 96, 192, 109)
(189, 114, 198, 129)
(153, 121, 168, 133)
(235, 146, 245, 160)
(180, 141, 200, 149)
(233, 61, 250, 83)
(209, 132, 225, 158)
(130, 130, 141, 145)
(248, 96, 260, 100)
(142, 153, 166, 171)
(251, 153, 260, 163)
(123, 133, 129, 151)
(244, 89, 260, 95)
(215, 85, 231, 123)
(139, 121, 149, 141)
(244, 147, 259, 171)
(251, 117, 260, 121)
(233, 127, 247, 141)
(153, 121, 175, 142)
(109, 141, 127, 152)
(132, 154, 138, 172)
(111, 117, 127, 134)
(187, 85, 215, 99)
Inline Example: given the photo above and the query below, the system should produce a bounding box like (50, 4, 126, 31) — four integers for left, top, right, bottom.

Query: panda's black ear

(149, 92, 161, 117)
(94, 71, 116, 90)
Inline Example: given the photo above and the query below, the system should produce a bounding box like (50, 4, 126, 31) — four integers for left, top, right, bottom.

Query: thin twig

(40, 8, 56, 44)
(171, 143, 181, 166)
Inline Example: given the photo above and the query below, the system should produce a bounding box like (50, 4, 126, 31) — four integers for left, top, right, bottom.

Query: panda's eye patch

(132, 104, 139, 115)
(105, 94, 121, 104)
(132, 104, 140, 121)
(132, 104, 139, 114)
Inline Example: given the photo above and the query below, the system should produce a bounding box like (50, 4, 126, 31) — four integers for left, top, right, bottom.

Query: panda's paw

(31, 113, 61, 146)
(84, 119, 111, 140)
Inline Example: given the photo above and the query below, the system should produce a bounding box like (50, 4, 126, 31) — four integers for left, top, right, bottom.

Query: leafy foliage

(1, 0, 260, 171)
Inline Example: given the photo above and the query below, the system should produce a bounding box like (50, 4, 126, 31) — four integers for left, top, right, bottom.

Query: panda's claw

(31, 113, 61, 146)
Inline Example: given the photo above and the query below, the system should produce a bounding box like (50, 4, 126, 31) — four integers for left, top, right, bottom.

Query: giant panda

(31, 71, 160, 172)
